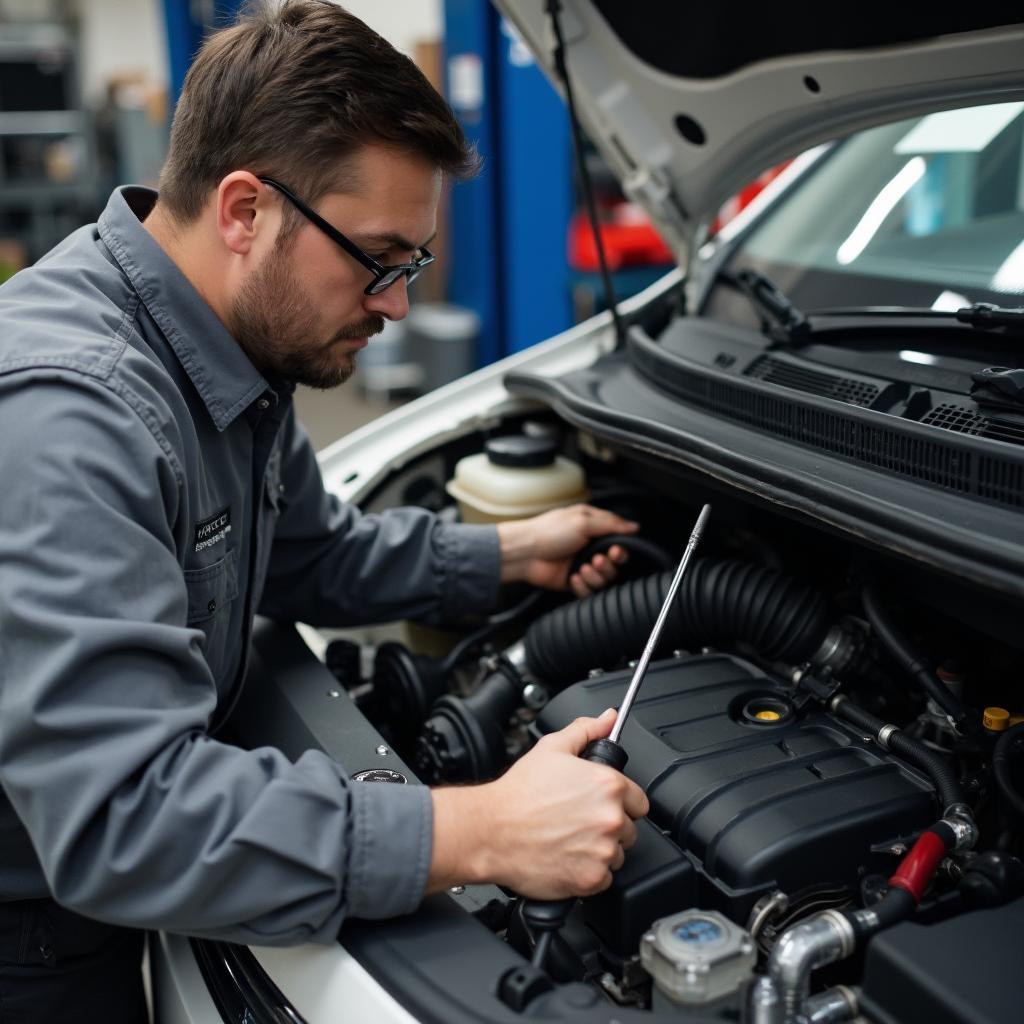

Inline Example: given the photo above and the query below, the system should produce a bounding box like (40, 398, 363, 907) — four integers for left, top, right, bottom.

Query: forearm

(263, 501, 502, 625)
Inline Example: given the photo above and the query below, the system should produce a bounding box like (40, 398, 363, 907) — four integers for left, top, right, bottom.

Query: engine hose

(569, 533, 675, 576)
(524, 558, 830, 689)
(437, 536, 672, 677)
(849, 818, 962, 942)
(830, 696, 965, 812)
(861, 585, 971, 732)
(993, 722, 1024, 821)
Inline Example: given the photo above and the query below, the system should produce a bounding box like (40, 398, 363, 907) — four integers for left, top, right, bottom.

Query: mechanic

(0, 2, 649, 1021)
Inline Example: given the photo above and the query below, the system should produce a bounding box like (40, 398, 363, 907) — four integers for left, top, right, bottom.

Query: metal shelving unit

(0, 22, 99, 263)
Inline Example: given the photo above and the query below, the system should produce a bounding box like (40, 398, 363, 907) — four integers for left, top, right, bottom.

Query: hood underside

(493, 1, 1024, 263)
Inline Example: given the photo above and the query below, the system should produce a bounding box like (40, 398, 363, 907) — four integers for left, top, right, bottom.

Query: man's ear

(216, 172, 274, 255)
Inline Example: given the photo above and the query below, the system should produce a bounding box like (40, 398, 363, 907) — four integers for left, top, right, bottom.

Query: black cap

(485, 435, 557, 468)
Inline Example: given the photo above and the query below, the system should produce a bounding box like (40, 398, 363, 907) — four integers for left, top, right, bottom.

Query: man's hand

(497, 504, 639, 597)
(428, 709, 649, 899)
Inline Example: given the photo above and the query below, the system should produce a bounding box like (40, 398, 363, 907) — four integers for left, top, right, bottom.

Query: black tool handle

(581, 737, 629, 772)
(522, 738, 630, 966)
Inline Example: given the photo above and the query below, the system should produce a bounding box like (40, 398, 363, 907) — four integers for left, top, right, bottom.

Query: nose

(363, 275, 410, 322)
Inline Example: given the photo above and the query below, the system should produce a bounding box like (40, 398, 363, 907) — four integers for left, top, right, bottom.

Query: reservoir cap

(485, 435, 557, 468)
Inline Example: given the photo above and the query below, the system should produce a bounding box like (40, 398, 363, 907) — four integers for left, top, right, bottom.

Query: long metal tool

(524, 503, 713, 971)
(608, 502, 712, 745)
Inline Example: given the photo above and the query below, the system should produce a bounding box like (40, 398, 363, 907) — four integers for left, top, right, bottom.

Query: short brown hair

(158, 0, 477, 223)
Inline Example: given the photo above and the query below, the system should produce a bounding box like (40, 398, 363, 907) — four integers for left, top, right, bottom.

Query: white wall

(69, 0, 440, 108)
(338, 0, 442, 56)
(75, 0, 169, 105)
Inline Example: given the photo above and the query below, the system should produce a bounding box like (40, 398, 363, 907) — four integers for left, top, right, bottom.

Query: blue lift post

(445, 1, 573, 364)
(161, 0, 247, 102)
(496, 17, 573, 354)
(443, 0, 504, 367)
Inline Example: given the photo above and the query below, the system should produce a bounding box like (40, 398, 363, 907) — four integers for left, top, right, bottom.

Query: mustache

(330, 316, 386, 343)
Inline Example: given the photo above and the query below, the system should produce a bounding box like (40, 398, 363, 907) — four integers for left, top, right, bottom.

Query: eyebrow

(356, 230, 438, 252)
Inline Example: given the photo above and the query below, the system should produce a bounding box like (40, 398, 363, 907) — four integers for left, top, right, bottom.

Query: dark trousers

(0, 898, 147, 1024)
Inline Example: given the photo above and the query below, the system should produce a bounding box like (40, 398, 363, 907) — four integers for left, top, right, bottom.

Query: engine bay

(236, 386, 1024, 1024)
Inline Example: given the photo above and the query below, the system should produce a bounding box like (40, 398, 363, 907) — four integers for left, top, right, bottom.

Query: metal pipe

(804, 985, 858, 1024)
(763, 910, 855, 1023)
(746, 975, 783, 1024)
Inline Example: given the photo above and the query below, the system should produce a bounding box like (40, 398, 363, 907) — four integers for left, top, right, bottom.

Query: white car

(153, 4, 1024, 1023)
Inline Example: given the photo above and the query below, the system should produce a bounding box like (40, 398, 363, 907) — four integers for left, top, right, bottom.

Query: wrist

(497, 519, 535, 583)
(427, 784, 499, 891)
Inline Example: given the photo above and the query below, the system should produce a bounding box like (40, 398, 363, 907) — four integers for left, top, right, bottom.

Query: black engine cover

(537, 653, 937, 918)
(860, 898, 1024, 1024)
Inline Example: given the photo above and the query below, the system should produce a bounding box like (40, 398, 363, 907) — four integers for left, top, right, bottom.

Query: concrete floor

(293, 382, 403, 452)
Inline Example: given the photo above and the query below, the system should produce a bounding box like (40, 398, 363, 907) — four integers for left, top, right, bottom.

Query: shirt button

(207, 599, 217, 614)
(257, 398, 270, 410)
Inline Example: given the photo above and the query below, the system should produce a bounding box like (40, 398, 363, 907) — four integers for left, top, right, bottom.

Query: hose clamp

(942, 806, 979, 851)
(819, 909, 856, 958)
(877, 724, 898, 750)
(811, 625, 845, 670)
(502, 642, 534, 684)
(850, 906, 880, 935)
(521, 682, 549, 711)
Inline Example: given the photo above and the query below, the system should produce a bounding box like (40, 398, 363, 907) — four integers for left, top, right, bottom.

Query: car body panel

(493, 2, 1024, 264)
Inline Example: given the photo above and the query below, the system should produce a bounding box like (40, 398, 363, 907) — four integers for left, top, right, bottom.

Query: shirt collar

(97, 186, 270, 431)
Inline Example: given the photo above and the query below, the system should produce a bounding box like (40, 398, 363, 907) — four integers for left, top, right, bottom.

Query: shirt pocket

(184, 547, 240, 684)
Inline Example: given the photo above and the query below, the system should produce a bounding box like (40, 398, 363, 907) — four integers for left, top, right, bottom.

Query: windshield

(707, 102, 1024, 322)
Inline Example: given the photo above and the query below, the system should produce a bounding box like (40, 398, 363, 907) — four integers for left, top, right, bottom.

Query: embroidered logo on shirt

(193, 506, 232, 553)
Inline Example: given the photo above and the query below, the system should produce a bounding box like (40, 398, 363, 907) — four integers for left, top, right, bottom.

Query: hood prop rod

(546, 0, 626, 347)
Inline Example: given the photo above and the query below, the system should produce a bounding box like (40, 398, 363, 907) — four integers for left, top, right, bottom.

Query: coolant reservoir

(446, 435, 588, 523)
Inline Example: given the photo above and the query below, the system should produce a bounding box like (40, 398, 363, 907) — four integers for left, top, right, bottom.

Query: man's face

(228, 145, 441, 389)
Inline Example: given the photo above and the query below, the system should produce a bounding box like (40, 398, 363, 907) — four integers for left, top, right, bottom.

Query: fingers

(569, 547, 629, 597)
(619, 816, 639, 851)
(546, 709, 617, 755)
(572, 558, 610, 593)
(610, 843, 626, 873)
(601, 544, 626, 567)
(577, 505, 640, 537)
(623, 779, 650, 820)
(568, 571, 591, 599)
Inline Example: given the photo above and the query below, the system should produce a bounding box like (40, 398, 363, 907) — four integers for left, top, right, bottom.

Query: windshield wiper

(721, 267, 1024, 345)
(954, 303, 1024, 330)
(720, 267, 810, 346)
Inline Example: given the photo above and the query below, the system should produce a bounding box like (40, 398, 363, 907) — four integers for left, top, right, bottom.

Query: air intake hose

(524, 559, 830, 689)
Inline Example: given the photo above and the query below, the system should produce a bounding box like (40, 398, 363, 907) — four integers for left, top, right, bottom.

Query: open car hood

(492, 1, 1024, 265)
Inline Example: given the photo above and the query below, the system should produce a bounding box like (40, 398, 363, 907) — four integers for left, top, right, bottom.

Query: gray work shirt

(0, 186, 500, 944)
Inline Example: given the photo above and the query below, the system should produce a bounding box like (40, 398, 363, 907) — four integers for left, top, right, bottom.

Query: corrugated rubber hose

(524, 558, 830, 689)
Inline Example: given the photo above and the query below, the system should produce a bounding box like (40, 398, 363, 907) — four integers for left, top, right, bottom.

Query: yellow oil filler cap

(755, 710, 782, 721)
(983, 707, 1010, 731)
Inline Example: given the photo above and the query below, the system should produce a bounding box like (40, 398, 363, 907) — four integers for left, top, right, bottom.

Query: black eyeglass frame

(258, 176, 435, 295)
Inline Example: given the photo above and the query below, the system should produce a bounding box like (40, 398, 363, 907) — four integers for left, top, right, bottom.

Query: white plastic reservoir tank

(446, 435, 588, 524)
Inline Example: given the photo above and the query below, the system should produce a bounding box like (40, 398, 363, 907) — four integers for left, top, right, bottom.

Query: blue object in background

(162, 1, 247, 101)
(444, 0, 503, 367)
(496, 18, 572, 354)
(445, 1, 573, 364)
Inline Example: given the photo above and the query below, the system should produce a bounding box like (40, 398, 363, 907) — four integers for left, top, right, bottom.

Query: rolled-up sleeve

(0, 376, 430, 942)
(257, 411, 501, 626)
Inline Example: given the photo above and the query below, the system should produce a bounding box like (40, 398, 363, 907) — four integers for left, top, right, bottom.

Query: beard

(227, 243, 384, 390)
